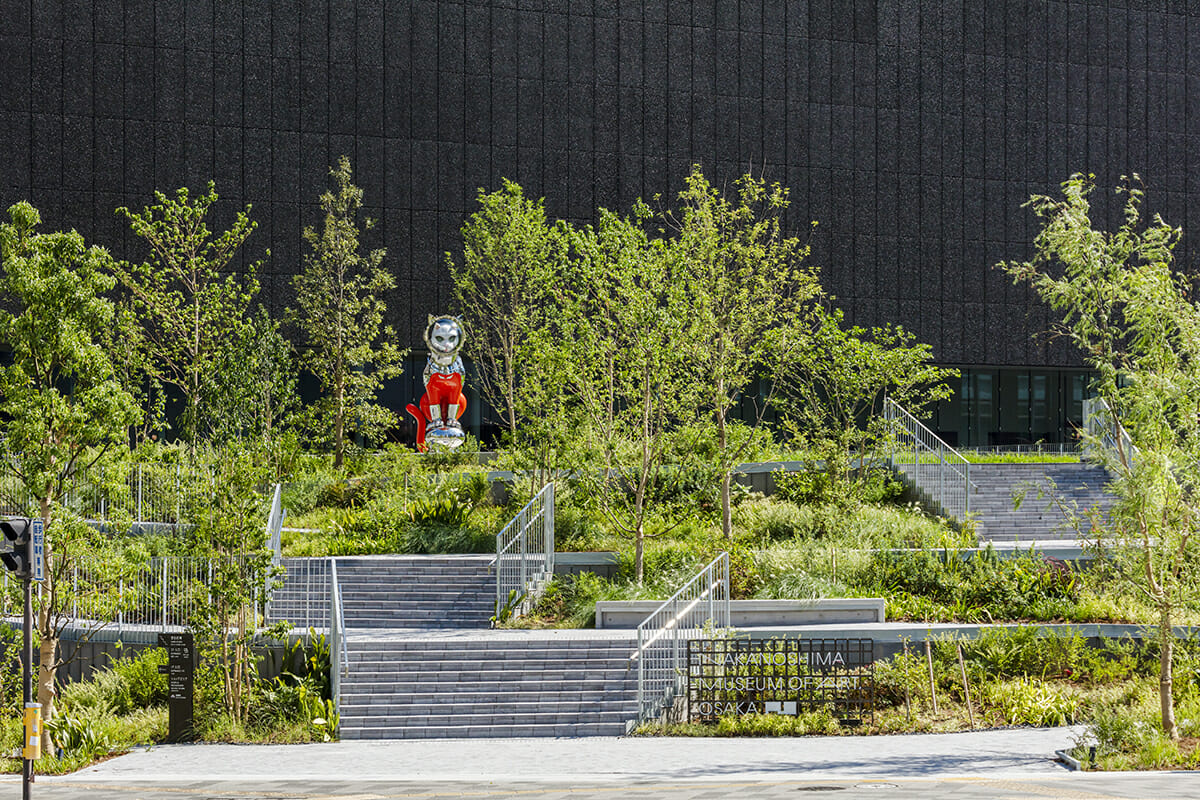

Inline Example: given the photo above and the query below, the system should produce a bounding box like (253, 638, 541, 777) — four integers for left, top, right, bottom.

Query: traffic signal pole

(2, 517, 38, 799)
(23, 572, 31, 800)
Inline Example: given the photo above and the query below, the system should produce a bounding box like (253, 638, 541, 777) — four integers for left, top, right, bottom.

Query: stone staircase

(965, 462, 1115, 543)
(265, 554, 641, 739)
(337, 555, 495, 629)
(338, 634, 639, 739)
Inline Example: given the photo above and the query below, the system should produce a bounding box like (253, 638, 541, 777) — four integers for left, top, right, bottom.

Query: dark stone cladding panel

(8, 0, 1200, 368)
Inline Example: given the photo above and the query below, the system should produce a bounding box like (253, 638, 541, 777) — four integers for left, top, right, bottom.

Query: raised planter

(594, 597, 887, 629)
(553, 551, 619, 579)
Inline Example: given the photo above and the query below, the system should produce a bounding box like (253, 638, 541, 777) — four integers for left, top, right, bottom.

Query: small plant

(108, 646, 169, 709)
(492, 588, 523, 626)
(46, 714, 112, 761)
(984, 677, 1079, 727)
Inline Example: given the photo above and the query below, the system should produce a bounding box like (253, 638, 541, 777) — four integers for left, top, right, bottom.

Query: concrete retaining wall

(594, 598, 887, 629)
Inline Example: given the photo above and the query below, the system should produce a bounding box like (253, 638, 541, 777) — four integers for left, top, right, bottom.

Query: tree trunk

(635, 520, 644, 586)
(717, 405, 732, 539)
(334, 375, 345, 470)
(37, 631, 57, 753)
(1159, 603, 1178, 739)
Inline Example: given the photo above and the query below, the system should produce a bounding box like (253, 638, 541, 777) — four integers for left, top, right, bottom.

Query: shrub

(553, 504, 606, 550)
(46, 713, 112, 761)
(109, 647, 169, 709)
(773, 466, 902, 508)
(871, 648, 931, 707)
(983, 677, 1079, 726)
(862, 547, 1079, 621)
(734, 499, 813, 541)
(961, 626, 1085, 680)
(713, 709, 840, 736)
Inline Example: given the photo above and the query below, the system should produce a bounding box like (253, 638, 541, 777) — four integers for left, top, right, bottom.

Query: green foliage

(774, 467, 904, 508)
(292, 156, 406, 467)
(0, 200, 143, 738)
(565, 201, 703, 584)
(961, 450, 1081, 464)
(734, 499, 813, 542)
(114, 183, 264, 444)
(0, 627, 20, 718)
(1000, 172, 1200, 739)
(960, 626, 1084, 680)
(983, 677, 1079, 727)
(408, 493, 471, 527)
(1074, 691, 1200, 769)
(666, 167, 821, 538)
(449, 179, 570, 457)
(46, 713, 113, 761)
(208, 304, 299, 442)
(108, 647, 169, 710)
(865, 547, 1079, 622)
(779, 305, 956, 507)
(256, 636, 337, 743)
(186, 448, 282, 728)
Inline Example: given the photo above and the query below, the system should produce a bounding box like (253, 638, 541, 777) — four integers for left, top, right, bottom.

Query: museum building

(2, 1, 1198, 446)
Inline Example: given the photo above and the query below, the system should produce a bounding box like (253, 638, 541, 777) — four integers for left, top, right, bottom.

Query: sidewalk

(44, 727, 1084, 784)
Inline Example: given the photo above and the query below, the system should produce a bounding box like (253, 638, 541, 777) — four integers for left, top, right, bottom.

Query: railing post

(707, 566, 714, 625)
(964, 462, 970, 516)
(546, 482, 555, 578)
(723, 554, 730, 627)
(161, 558, 168, 631)
(495, 531, 503, 613)
(330, 558, 342, 707)
(519, 524, 527, 598)
(136, 465, 143, 524)
(636, 627, 645, 721)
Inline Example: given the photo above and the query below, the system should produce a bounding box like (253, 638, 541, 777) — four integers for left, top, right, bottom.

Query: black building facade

(2, 1, 1198, 445)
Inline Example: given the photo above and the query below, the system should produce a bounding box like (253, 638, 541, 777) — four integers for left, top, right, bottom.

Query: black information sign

(157, 632, 195, 743)
(687, 638, 875, 726)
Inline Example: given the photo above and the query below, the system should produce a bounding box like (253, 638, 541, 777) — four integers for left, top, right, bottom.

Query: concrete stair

(337, 555, 496, 629)
(965, 463, 1115, 543)
(338, 636, 639, 739)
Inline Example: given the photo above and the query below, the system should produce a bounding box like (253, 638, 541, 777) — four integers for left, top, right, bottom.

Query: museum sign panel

(686, 638, 875, 726)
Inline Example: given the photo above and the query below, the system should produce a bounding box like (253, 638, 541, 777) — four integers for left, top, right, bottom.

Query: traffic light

(0, 518, 32, 579)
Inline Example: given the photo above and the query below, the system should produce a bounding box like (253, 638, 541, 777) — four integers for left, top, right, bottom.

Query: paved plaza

(6, 726, 1200, 799)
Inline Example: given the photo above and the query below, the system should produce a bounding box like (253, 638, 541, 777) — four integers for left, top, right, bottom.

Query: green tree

(449, 179, 568, 444)
(0, 201, 140, 745)
(999, 174, 1200, 739)
(114, 183, 264, 445)
(669, 167, 822, 538)
(183, 447, 282, 729)
(780, 305, 956, 504)
(568, 203, 699, 584)
(209, 305, 298, 443)
(293, 156, 405, 469)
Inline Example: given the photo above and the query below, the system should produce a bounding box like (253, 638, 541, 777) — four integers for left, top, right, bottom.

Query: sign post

(157, 632, 195, 743)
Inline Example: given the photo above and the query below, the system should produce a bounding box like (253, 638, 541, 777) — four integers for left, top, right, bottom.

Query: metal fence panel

(631, 552, 730, 727)
(886, 398, 974, 522)
(493, 483, 555, 620)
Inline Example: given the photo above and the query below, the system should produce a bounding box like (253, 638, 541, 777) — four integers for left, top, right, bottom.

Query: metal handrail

(885, 397, 977, 522)
(629, 552, 730, 728)
(262, 483, 284, 617)
(1083, 397, 1138, 468)
(329, 558, 348, 707)
(492, 483, 555, 621)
